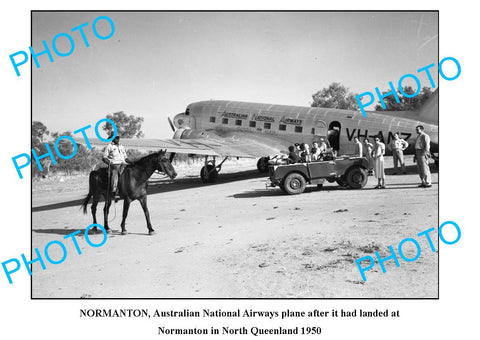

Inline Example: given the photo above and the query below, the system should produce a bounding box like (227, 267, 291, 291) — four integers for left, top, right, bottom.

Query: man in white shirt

(354, 137, 363, 157)
(414, 125, 432, 188)
(102, 135, 128, 200)
(388, 133, 409, 174)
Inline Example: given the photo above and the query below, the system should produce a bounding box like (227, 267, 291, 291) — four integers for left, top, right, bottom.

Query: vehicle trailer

(268, 156, 369, 195)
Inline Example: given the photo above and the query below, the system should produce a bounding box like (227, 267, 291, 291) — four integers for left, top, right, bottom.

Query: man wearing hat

(414, 125, 432, 188)
(102, 133, 128, 201)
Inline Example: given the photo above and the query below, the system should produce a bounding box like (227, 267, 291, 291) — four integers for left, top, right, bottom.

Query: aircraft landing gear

(257, 156, 270, 173)
(200, 156, 228, 183)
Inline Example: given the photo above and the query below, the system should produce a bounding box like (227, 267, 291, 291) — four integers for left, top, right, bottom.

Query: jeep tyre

(283, 173, 306, 195)
(346, 166, 368, 189)
(257, 157, 269, 173)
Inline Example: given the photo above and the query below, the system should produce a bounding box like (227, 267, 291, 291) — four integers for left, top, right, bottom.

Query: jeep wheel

(283, 173, 306, 195)
(257, 157, 269, 173)
(346, 166, 368, 189)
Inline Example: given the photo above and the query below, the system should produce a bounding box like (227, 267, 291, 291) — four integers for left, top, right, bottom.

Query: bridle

(154, 154, 174, 179)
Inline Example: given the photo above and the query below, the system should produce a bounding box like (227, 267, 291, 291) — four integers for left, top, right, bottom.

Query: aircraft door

(327, 121, 341, 153)
(312, 120, 328, 143)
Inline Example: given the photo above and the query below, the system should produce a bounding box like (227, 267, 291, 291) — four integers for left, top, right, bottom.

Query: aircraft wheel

(200, 165, 218, 183)
(283, 173, 306, 195)
(257, 157, 269, 173)
(346, 166, 368, 189)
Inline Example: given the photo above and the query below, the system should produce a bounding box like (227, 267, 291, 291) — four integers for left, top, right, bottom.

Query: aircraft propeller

(168, 117, 176, 132)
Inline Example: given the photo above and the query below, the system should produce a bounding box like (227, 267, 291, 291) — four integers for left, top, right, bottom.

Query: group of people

(353, 125, 432, 188)
(282, 125, 432, 190)
(287, 139, 330, 164)
(103, 126, 433, 193)
(353, 135, 387, 189)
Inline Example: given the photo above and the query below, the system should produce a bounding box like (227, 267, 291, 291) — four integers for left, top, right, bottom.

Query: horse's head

(155, 149, 177, 180)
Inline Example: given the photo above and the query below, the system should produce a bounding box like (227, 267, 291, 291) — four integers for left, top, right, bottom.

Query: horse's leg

(103, 194, 112, 233)
(120, 197, 131, 235)
(138, 195, 154, 235)
(90, 191, 100, 233)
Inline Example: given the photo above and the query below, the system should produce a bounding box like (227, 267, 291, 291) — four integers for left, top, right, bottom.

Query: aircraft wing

(75, 133, 284, 158)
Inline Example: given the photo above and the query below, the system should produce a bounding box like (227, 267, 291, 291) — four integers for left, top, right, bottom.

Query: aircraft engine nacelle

(173, 128, 189, 139)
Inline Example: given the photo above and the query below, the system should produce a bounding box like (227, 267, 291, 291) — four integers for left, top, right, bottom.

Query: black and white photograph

(2, 1, 479, 339)
(30, 11, 439, 298)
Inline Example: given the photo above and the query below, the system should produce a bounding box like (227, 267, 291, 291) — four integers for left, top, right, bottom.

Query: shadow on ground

(32, 169, 265, 212)
(32, 163, 437, 212)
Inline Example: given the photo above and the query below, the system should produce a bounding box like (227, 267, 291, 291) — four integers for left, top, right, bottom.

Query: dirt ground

(32, 156, 438, 298)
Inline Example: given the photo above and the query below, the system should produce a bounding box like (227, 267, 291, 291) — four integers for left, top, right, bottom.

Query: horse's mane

(129, 151, 164, 167)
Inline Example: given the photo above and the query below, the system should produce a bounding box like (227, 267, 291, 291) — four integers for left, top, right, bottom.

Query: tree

(103, 111, 145, 138)
(48, 130, 103, 175)
(375, 86, 432, 111)
(311, 82, 359, 110)
(32, 121, 49, 152)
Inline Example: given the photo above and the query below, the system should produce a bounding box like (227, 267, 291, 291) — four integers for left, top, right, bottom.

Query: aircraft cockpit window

(279, 124, 286, 131)
(295, 126, 303, 133)
(235, 120, 242, 126)
(249, 121, 256, 128)
(210, 116, 216, 123)
(264, 122, 271, 129)
(222, 118, 228, 124)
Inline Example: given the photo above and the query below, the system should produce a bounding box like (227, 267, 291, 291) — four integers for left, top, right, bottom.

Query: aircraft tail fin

(415, 89, 438, 125)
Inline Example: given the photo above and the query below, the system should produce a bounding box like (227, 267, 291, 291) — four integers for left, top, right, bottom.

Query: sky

(32, 11, 438, 138)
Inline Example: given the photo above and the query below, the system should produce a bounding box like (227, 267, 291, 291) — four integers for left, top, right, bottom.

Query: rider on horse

(102, 133, 128, 202)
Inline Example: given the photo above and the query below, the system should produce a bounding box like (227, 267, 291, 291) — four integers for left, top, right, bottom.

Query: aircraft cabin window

(222, 118, 228, 124)
(264, 122, 271, 129)
(295, 126, 303, 133)
(210, 116, 216, 123)
(311, 127, 315, 134)
(249, 121, 256, 128)
(235, 119, 242, 126)
(279, 124, 286, 131)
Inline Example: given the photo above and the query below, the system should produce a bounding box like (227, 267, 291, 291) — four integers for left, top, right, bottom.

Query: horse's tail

(81, 171, 96, 214)
(81, 192, 92, 214)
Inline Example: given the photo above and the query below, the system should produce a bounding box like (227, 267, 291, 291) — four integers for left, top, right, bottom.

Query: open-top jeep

(268, 155, 369, 195)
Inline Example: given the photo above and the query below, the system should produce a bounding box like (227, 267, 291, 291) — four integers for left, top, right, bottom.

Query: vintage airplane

(82, 90, 438, 183)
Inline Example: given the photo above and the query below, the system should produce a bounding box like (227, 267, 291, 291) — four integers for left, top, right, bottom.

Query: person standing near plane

(372, 136, 385, 188)
(388, 132, 409, 174)
(414, 125, 432, 188)
(363, 138, 374, 175)
(353, 137, 363, 157)
(102, 134, 128, 201)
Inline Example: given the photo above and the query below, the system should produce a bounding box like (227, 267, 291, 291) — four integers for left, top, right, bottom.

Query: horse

(81, 149, 177, 235)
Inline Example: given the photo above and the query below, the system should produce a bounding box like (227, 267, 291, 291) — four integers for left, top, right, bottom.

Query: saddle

(108, 163, 127, 175)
